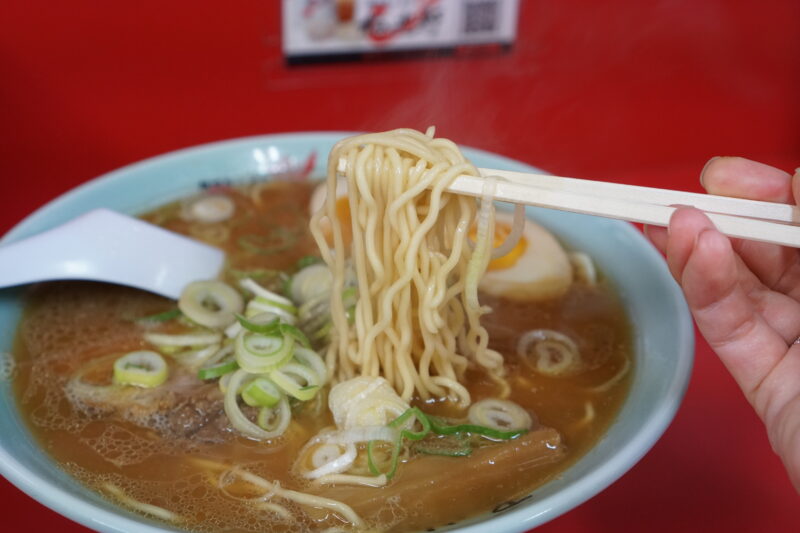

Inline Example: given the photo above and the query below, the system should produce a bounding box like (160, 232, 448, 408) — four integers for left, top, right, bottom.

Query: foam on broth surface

(12, 180, 632, 532)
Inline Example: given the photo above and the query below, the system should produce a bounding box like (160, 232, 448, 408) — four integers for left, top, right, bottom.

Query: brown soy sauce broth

(12, 180, 632, 532)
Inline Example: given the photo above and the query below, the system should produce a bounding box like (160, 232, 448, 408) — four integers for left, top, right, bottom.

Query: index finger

(701, 157, 800, 294)
(701, 156, 793, 203)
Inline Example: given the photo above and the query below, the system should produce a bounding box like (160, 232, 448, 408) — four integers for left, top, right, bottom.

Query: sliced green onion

(269, 363, 321, 401)
(303, 441, 357, 479)
(242, 378, 282, 407)
(204, 342, 234, 363)
(292, 347, 328, 385)
(244, 333, 287, 357)
(171, 343, 221, 370)
(281, 274, 294, 298)
(224, 369, 291, 440)
(256, 400, 290, 432)
(388, 407, 431, 441)
(427, 416, 526, 441)
(197, 345, 238, 380)
(198, 358, 238, 380)
(367, 407, 527, 479)
(113, 351, 168, 388)
(298, 296, 330, 340)
(367, 438, 402, 479)
(235, 331, 294, 374)
(235, 314, 310, 349)
(137, 308, 181, 323)
(296, 255, 322, 269)
(178, 280, 243, 329)
(236, 313, 280, 333)
(311, 320, 332, 342)
(341, 287, 357, 307)
(224, 320, 243, 339)
(289, 263, 332, 305)
(144, 331, 222, 348)
(276, 323, 310, 349)
(218, 371, 235, 393)
(254, 297, 297, 315)
(342, 287, 357, 326)
(467, 399, 533, 434)
(240, 278, 294, 307)
(246, 298, 297, 324)
(298, 295, 327, 322)
(366, 407, 430, 480)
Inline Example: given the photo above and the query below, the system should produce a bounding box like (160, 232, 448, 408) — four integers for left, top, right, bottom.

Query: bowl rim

(0, 132, 694, 533)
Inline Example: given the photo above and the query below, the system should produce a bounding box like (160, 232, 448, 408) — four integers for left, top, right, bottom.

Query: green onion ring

(223, 369, 291, 440)
(235, 314, 310, 349)
(292, 347, 328, 385)
(235, 330, 294, 374)
(242, 377, 283, 407)
(198, 353, 238, 380)
(113, 351, 168, 388)
(269, 363, 321, 401)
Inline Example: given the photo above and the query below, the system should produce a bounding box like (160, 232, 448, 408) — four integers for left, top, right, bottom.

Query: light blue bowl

(0, 133, 694, 532)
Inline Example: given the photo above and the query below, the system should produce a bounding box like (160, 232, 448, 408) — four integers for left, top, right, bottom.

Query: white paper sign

(282, 0, 519, 61)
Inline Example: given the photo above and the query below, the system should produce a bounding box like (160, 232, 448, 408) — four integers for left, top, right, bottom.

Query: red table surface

(1, 1, 798, 532)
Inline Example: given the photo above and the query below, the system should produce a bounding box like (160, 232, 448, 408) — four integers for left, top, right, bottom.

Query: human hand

(645, 157, 800, 493)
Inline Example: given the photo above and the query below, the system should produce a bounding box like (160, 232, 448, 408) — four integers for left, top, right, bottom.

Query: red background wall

(2, 1, 798, 531)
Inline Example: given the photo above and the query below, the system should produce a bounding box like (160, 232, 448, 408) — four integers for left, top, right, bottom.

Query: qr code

(464, 0, 499, 33)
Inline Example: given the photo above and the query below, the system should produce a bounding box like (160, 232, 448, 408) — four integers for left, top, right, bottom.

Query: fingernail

(699, 156, 720, 189)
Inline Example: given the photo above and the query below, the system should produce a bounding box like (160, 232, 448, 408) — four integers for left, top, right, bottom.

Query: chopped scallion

(367, 407, 527, 479)
(388, 407, 431, 441)
(235, 330, 294, 374)
(427, 416, 526, 441)
(270, 363, 321, 401)
(137, 308, 181, 323)
(113, 351, 168, 388)
(296, 255, 322, 269)
(235, 314, 310, 349)
(197, 358, 238, 380)
(242, 378, 282, 407)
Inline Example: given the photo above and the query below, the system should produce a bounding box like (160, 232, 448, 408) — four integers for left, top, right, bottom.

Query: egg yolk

(470, 221, 528, 271)
(321, 196, 352, 246)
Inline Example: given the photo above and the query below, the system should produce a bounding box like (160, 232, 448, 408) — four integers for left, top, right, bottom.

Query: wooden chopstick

(473, 168, 799, 224)
(335, 157, 800, 247)
(443, 170, 800, 248)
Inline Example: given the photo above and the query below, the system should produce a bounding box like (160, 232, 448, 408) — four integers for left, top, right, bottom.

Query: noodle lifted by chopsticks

(310, 128, 508, 407)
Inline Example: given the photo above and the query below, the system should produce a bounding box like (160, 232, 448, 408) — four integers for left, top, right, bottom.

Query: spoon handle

(0, 209, 225, 299)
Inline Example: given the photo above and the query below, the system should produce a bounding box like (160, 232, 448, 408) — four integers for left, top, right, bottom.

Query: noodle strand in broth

(310, 128, 507, 406)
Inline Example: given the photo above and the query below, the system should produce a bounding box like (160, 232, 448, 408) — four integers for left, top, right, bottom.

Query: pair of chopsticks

(445, 168, 800, 248)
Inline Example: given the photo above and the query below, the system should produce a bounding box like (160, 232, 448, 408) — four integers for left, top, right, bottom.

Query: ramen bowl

(0, 133, 694, 532)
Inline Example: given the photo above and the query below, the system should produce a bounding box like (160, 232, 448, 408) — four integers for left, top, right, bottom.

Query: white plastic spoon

(0, 209, 225, 299)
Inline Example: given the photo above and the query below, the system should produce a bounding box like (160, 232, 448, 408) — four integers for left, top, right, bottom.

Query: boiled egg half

(477, 211, 573, 301)
(309, 178, 352, 247)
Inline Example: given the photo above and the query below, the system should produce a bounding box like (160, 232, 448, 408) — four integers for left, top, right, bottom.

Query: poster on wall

(282, 0, 520, 63)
